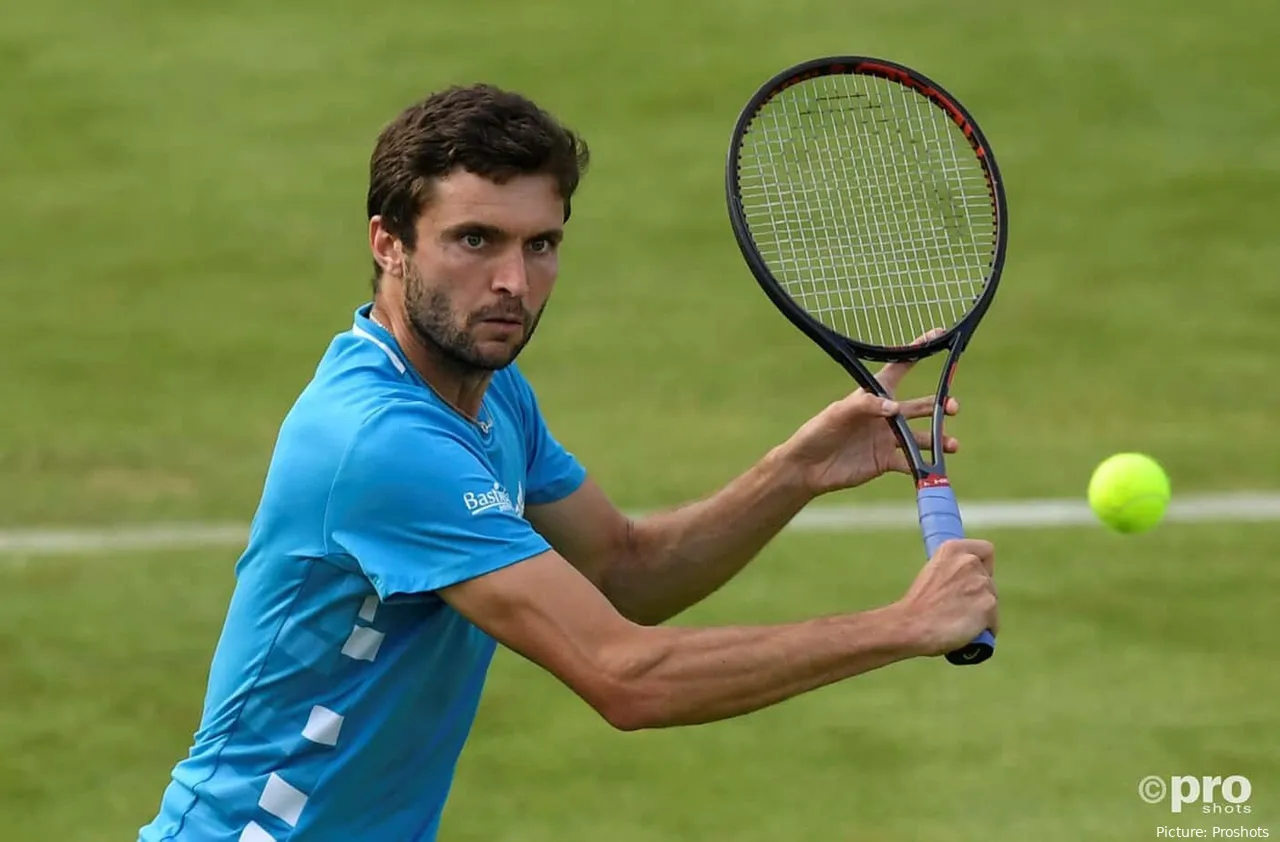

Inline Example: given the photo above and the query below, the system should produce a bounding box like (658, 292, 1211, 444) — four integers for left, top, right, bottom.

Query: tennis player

(138, 83, 997, 842)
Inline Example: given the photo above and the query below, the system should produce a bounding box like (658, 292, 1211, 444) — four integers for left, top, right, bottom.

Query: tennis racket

(725, 56, 1007, 665)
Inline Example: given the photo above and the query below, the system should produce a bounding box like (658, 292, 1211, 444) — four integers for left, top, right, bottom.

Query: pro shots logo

(463, 482, 524, 517)
(1139, 775, 1254, 814)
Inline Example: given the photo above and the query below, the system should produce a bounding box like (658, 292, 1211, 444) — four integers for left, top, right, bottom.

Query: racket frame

(724, 55, 1008, 485)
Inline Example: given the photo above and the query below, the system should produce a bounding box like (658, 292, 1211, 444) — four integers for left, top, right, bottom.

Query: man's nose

(492, 249, 529, 297)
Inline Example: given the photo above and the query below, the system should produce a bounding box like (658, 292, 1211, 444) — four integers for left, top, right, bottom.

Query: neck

(370, 301, 492, 420)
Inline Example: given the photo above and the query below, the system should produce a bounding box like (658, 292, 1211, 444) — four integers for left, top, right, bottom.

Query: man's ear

(369, 216, 405, 279)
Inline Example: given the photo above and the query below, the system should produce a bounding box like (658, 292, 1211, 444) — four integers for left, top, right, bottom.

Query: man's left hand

(782, 342, 960, 497)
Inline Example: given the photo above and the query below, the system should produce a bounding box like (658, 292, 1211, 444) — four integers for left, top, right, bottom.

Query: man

(139, 83, 997, 842)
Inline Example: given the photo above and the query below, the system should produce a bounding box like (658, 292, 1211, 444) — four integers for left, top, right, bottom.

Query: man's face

(399, 171, 564, 372)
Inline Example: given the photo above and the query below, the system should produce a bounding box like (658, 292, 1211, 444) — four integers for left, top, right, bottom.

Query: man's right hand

(895, 538, 998, 658)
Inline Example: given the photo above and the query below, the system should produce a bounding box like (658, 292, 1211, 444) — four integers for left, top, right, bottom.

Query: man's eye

(529, 238, 552, 254)
(462, 234, 486, 249)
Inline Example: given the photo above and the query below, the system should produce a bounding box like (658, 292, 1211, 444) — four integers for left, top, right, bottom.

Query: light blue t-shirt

(138, 303, 587, 842)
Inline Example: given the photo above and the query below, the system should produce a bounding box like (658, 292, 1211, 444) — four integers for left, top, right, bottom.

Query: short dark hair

(365, 83, 591, 292)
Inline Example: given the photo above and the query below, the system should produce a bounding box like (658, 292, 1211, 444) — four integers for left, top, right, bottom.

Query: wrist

(763, 440, 819, 504)
(853, 602, 930, 661)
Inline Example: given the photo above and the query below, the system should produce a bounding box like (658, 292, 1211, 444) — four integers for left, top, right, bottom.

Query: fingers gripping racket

(725, 57, 1008, 665)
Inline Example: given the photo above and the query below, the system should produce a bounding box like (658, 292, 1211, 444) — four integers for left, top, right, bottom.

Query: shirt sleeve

(325, 403, 553, 602)
(514, 373, 588, 506)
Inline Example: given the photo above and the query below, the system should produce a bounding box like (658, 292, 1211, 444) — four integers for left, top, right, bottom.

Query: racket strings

(736, 73, 996, 349)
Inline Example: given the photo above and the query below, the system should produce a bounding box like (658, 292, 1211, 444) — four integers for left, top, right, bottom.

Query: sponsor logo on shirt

(463, 482, 524, 517)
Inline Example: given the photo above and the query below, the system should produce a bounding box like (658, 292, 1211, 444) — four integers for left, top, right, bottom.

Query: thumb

(842, 390, 899, 418)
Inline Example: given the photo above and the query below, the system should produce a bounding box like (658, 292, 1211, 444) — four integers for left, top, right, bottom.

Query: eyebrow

(441, 222, 564, 245)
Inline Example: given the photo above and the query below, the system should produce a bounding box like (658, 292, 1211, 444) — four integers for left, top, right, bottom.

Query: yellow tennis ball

(1087, 453, 1171, 534)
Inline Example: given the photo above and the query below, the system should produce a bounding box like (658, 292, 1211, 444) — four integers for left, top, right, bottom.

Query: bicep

(437, 548, 642, 719)
(525, 477, 634, 586)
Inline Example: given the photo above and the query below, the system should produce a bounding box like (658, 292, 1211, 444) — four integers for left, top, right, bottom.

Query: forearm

(604, 605, 918, 729)
(604, 443, 812, 625)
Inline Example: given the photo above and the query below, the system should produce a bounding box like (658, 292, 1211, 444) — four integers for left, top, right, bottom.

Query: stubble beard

(402, 260, 544, 374)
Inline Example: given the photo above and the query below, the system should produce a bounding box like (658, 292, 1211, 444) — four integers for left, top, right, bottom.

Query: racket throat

(916, 473, 952, 490)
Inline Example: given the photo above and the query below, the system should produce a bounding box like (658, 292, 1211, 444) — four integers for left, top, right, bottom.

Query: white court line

(790, 492, 1280, 531)
(1, 493, 1278, 557)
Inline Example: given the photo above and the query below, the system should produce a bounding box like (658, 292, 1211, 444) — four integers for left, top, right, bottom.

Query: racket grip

(917, 482, 996, 666)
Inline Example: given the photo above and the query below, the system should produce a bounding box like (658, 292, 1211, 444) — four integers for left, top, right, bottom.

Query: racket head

(725, 56, 1008, 366)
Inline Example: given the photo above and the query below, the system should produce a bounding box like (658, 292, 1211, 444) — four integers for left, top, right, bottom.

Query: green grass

(1, 0, 1277, 838)
(2, 0, 1278, 526)
(3, 525, 1277, 841)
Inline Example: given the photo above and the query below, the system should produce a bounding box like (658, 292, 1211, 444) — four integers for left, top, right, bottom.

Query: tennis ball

(1087, 452, 1171, 534)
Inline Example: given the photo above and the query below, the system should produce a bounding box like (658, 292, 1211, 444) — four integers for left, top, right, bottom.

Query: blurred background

(1, 1, 1276, 839)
